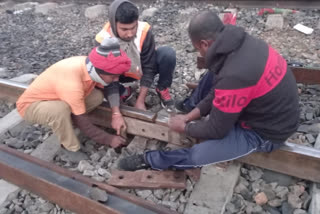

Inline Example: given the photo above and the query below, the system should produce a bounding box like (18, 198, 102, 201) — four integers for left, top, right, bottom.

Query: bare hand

(169, 115, 187, 133)
(135, 101, 147, 111)
(109, 135, 127, 148)
(111, 115, 127, 135)
(172, 114, 189, 123)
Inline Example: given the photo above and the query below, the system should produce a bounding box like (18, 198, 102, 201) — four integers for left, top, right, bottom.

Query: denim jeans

(119, 46, 176, 93)
(145, 124, 283, 170)
(183, 71, 214, 110)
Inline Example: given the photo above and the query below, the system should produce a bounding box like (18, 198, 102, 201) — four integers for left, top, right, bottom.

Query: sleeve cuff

(184, 121, 194, 136)
(140, 79, 152, 88)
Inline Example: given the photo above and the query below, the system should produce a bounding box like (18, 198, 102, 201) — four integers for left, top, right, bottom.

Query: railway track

(1, 65, 320, 212)
(9, 0, 320, 9)
(2, 69, 320, 183)
(0, 145, 177, 214)
(0, 63, 320, 167)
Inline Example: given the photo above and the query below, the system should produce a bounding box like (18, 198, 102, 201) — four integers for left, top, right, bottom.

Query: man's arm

(185, 108, 240, 139)
(60, 87, 108, 142)
(72, 114, 113, 144)
(135, 30, 157, 109)
(169, 79, 215, 131)
(103, 83, 127, 135)
(185, 77, 251, 139)
(111, 105, 127, 136)
(72, 114, 126, 148)
(103, 82, 120, 108)
(135, 86, 148, 110)
(178, 87, 215, 123)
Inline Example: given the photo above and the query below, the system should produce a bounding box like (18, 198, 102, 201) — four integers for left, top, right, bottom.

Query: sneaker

(118, 154, 150, 171)
(120, 86, 133, 102)
(175, 99, 193, 114)
(156, 88, 174, 110)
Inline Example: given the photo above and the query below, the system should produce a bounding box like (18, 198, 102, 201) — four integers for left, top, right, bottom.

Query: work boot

(118, 154, 150, 171)
(156, 88, 174, 112)
(120, 86, 133, 103)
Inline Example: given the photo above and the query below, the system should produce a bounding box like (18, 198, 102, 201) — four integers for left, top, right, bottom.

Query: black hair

(115, 2, 139, 24)
(188, 11, 224, 43)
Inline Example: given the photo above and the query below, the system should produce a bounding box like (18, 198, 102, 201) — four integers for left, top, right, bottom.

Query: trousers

(119, 46, 176, 92)
(23, 89, 103, 151)
(183, 71, 214, 111)
(145, 124, 282, 170)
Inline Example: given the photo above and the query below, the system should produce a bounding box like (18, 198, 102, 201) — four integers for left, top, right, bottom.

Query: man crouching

(16, 38, 130, 157)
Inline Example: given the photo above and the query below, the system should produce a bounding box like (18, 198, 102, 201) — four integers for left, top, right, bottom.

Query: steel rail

(239, 142, 320, 183)
(197, 56, 320, 85)
(187, 66, 320, 87)
(9, 0, 320, 9)
(1, 78, 320, 182)
(0, 145, 178, 214)
(197, 1, 320, 9)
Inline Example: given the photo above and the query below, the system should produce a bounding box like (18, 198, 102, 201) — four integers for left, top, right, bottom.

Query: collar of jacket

(205, 25, 246, 73)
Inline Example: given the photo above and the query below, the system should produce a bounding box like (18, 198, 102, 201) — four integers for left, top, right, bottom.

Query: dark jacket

(139, 30, 157, 87)
(185, 25, 300, 143)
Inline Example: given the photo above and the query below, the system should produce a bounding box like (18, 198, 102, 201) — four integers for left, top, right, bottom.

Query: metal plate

(108, 170, 186, 189)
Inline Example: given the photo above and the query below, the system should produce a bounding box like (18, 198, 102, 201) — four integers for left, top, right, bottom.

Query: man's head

(88, 38, 131, 84)
(115, 2, 139, 41)
(188, 11, 224, 57)
(95, 67, 121, 84)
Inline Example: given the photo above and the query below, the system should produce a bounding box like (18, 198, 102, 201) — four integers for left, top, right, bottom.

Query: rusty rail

(9, 0, 320, 9)
(2, 78, 320, 183)
(197, 56, 320, 84)
(239, 142, 320, 182)
(0, 145, 178, 214)
(205, 1, 320, 9)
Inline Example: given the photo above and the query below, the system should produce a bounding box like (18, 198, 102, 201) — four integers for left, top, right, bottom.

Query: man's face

(192, 40, 212, 58)
(100, 74, 120, 84)
(116, 21, 138, 41)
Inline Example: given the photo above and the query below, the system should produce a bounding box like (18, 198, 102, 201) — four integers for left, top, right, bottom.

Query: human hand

(169, 115, 187, 133)
(109, 135, 127, 148)
(111, 114, 127, 135)
(172, 114, 189, 123)
(135, 100, 147, 111)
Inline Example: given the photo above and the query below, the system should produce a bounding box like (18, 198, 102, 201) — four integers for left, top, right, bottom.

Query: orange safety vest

(95, 21, 151, 79)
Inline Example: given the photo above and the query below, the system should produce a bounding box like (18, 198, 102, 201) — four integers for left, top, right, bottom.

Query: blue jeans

(119, 46, 176, 93)
(145, 124, 283, 170)
(183, 71, 214, 110)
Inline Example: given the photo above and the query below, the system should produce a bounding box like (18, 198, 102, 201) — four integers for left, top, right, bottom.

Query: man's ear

(200, 40, 214, 49)
(199, 40, 209, 49)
